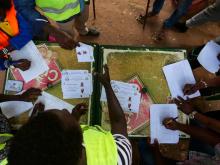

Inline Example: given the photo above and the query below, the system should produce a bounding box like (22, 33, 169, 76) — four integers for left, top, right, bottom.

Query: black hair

(0, 0, 12, 10)
(8, 112, 83, 165)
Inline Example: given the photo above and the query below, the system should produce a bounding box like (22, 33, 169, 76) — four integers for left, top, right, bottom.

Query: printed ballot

(61, 70, 93, 99)
(101, 80, 141, 113)
(76, 43, 94, 62)
(163, 60, 200, 99)
(10, 41, 49, 83)
(150, 104, 179, 144)
(0, 101, 33, 118)
(197, 41, 220, 73)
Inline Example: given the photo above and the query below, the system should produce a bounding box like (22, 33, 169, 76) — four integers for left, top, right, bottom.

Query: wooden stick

(92, 0, 96, 19)
(143, 0, 151, 30)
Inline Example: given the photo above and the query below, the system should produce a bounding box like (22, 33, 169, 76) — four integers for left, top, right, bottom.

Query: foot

(174, 22, 188, 33)
(81, 28, 100, 37)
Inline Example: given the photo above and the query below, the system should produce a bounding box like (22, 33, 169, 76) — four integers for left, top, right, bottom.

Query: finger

(173, 98, 181, 105)
(103, 64, 109, 72)
(177, 96, 185, 102)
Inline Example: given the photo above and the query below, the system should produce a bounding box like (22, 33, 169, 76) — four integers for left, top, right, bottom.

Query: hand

(71, 103, 88, 121)
(21, 88, 42, 102)
(183, 83, 201, 95)
(13, 59, 31, 71)
(30, 102, 45, 119)
(163, 117, 179, 130)
(94, 64, 111, 87)
(55, 31, 79, 49)
(217, 53, 220, 62)
(174, 96, 194, 115)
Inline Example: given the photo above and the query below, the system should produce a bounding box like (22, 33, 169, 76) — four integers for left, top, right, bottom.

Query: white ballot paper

(101, 80, 141, 113)
(163, 60, 200, 99)
(61, 70, 93, 99)
(32, 92, 74, 114)
(10, 41, 49, 82)
(76, 43, 94, 62)
(197, 41, 220, 73)
(0, 101, 33, 118)
(150, 104, 179, 144)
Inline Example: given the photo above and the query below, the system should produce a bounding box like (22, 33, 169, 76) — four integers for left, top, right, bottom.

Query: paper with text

(76, 43, 94, 62)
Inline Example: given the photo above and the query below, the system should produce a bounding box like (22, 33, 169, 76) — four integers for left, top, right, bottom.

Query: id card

(5, 80, 23, 92)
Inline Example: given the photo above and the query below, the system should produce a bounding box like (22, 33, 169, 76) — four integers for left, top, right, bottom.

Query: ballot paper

(150, 104, 179, 144)
(163, 60, 200, 99)
(197, 41, 220, 73)
(101, 80, 141, 113)
(76, 43, 94, 62)
(10, 41, 49, 83)
(31, 92, 74, 114)
(0, 101, 33, 118)
(61, 70, 93, 99)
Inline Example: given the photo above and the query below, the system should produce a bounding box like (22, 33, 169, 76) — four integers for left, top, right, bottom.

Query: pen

(165, 117, 178, 125)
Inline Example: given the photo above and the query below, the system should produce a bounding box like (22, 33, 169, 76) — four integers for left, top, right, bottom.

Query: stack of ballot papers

(150, 104, 179, 144)
(61, 70, 93, 99)
(76, 43, 94, 62)
(197, 41, 220, 73)
(101, 80, 141, 113)
(163, 60, 200, 99)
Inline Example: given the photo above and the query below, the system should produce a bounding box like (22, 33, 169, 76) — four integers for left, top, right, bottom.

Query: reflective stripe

(40, 1, 80, 14)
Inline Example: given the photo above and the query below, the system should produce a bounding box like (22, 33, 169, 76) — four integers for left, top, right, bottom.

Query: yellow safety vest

(36, 0, 81, 21)
(0, 133, 13, 165)
(81, 125, 118, 165)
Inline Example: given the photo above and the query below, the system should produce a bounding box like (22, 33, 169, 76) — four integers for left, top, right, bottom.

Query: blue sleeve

(9, 14, 33, 50)
(13, 0, 48, 37)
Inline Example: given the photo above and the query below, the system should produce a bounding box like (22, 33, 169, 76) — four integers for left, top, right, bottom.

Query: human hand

(13, 59, 31, 71)
(55, 31, 79, 49)
(183, 82, 204, 95)
(163, 117, 179, 130)
(21, 88, 42, 102)
(93, 64, 111, 87)
(30, 102, 45, 119)
(174, 96, 194, 115)
(71, 103, 88, 121)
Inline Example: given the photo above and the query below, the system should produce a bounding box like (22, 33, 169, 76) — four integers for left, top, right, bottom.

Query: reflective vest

(36, 0, 81, 22)
(0, 3, 19, 50)
(81, 125, 118, 165)
(0, 133, 13, 165)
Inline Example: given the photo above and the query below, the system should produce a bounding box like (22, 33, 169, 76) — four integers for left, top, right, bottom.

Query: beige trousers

(56, 5, 90, 40)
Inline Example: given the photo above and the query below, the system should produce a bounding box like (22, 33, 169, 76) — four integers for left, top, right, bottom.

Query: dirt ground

(82, 0, 220, 47)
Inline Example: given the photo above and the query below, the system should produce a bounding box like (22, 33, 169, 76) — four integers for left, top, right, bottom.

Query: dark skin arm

(71, 103, 88, 122)
(43, 24, 79, 50)
(174, 96, 220, 133)
(0, 88, 41, 103)
(163, 118, 220, 147)
(183, 77, 220, 95)
(94, 65, 128, 137)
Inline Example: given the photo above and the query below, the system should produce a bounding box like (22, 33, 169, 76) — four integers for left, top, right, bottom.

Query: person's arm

(193, 112, 220, 134)
(95, 65, 128, 137)
(174, 96, 220, 133)
(0, 88, 41, 103)
(164, 118, 220, 147)
(183, 76, 220, 95)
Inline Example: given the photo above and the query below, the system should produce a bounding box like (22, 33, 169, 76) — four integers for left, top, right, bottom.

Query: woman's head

(8, 109, 83, 165)
(0, 0, 12, 21)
